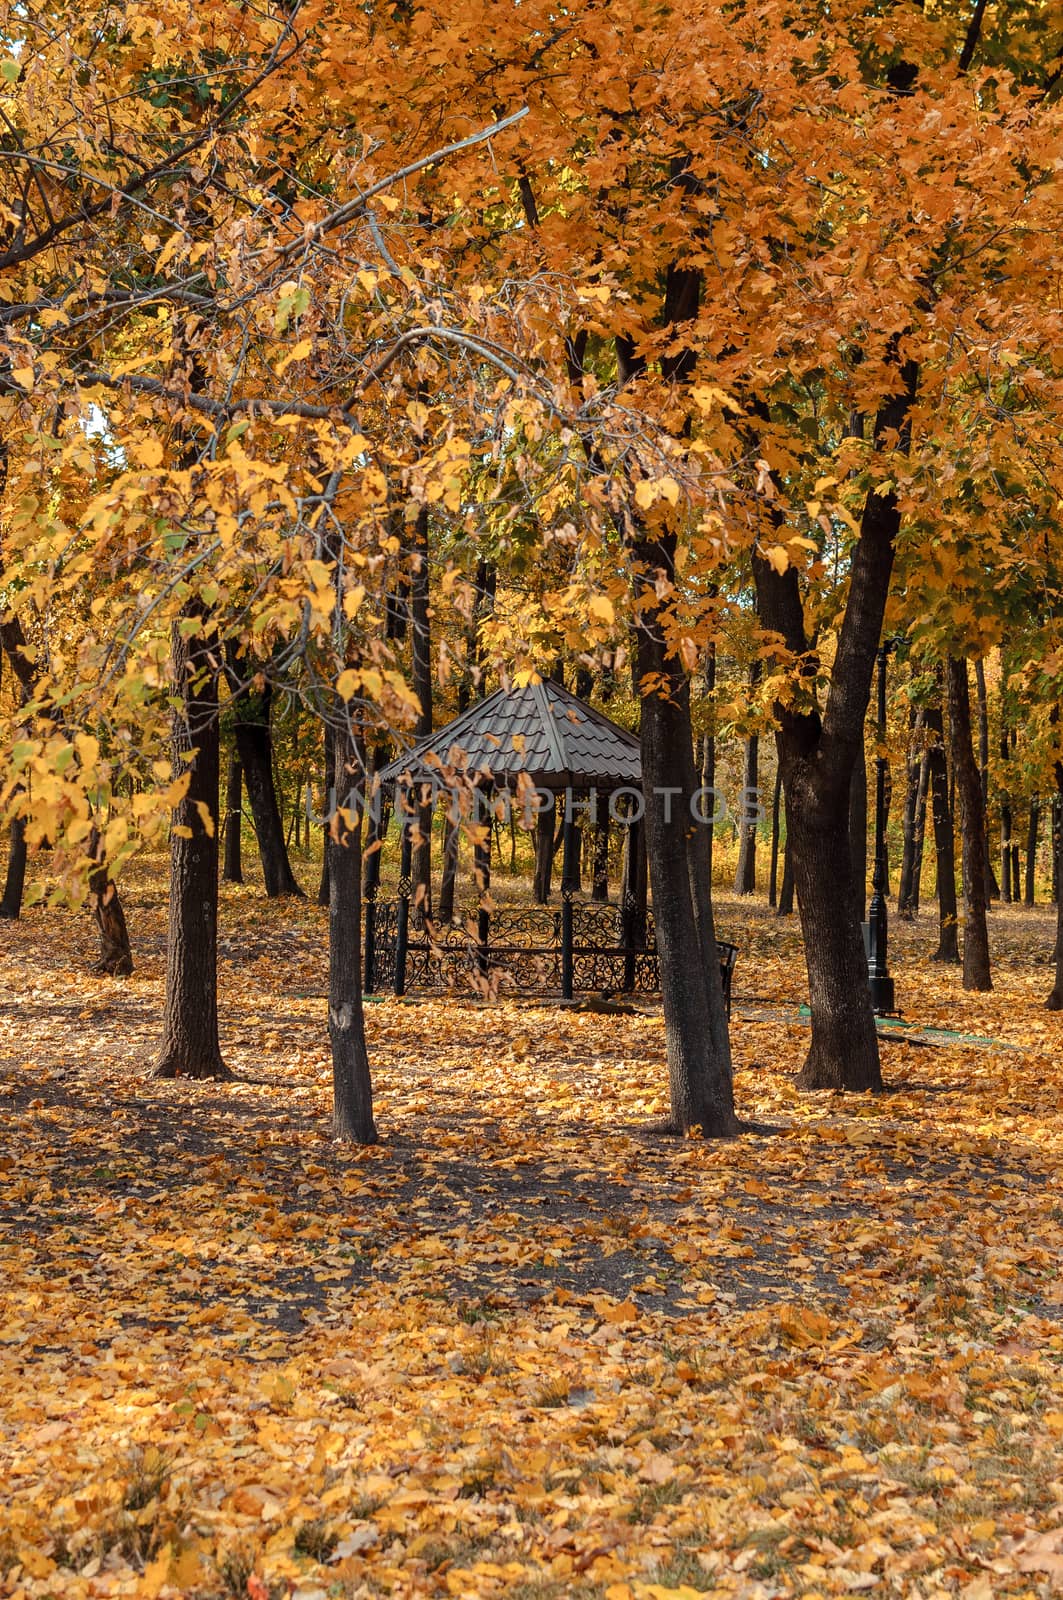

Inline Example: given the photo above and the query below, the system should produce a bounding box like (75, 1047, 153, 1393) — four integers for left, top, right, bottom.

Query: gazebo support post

(561, 795, 580, 1000)
(475, 786, 492, 978)
(394, 787, 413, 997)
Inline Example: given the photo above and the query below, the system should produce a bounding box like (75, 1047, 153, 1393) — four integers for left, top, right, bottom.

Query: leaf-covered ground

(3, 871, 1063, 1600)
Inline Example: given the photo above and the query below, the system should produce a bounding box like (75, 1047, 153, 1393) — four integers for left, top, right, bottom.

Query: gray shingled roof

(378, 679, 641, 791)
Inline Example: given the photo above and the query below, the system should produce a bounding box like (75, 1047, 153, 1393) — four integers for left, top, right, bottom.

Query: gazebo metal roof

(378, 678, 641, 792)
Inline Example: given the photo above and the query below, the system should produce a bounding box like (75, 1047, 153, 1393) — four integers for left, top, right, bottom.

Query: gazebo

(364, 678, 735, 1006)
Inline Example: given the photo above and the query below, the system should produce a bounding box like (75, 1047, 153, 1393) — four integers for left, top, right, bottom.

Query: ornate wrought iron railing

(365, 898, 736, 1013)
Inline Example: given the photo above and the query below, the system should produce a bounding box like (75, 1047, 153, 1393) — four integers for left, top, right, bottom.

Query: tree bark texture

(328, 723, 377, 1141)
(222, 752, 243, 884)
(636, 534, 736, 1137)
(154, 613, 229, 1079)
(0, 817, 27, 920)
(849, 733, 868, 924)
(926, 694, 960, 963)
(410, 507, 433, 924)
(232, 680, 303, 898)
(947, 658, 992, 991)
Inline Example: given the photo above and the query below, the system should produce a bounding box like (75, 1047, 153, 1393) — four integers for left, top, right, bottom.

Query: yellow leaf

(764, 544, 790, 575)
(140, 1544, 172, 1599)
(778, 1304, 832, 1347)
(634, 480, 657, 511)
(337, 668, 359, 700)
(588, 594, 615, 626)
(194, 801, 215, 838)
(12, 367, 34, 390)
(133, 437, 165, 469)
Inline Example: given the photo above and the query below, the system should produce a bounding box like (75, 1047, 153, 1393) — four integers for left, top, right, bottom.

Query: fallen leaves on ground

(2, 871, 1063, 1599)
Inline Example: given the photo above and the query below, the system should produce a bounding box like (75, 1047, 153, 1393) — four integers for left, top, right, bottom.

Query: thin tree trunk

(734, 681, 759, 895)
(410, 507, 433, 925)
(232, 679, 303, 898)
(533, 809, 556, 903)
(0, 817, 27, 919)
(768, 764, 782, 909)
(1047, 767, 1063, 1008)
(701, 642, 716, 883)
(897, 709, 925, 918)
(975, 658, 998, 901)
(592, 805, 610, 902)
(88, 830, 134, 976)
(328, 719, 377, 1141)
(777, 792, 795, 916)
(910, 752, 929, 914)
(1025, 798, 1038, 906)
(947, 658, 992, 990)
(222, 753, 243, 884)
(926, 692, 960, 963)
(153, 610, 229, 1079)
(318, 720, 334, 908)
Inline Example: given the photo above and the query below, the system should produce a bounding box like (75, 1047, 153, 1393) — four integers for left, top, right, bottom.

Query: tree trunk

(926, 693, 960, 963)
(1025, 798, 1038, 906)
(897, 710, 925, 918)
(222, 753, 243, 884)
(232, 680, 303, 898)
(734, 736, 759, 894)
(975, 658, 998, 901)
(154, 612, 229, 1079)
(1047, 768, 1063, 1009)
(88, 835, 134, 976)
(947, 658, 992, 991)
(410, 507, 433, 924)
(768, 764, 782, 909)
(909, 751, 929, 914)
(533, 809, 558, 903)
(777, 790, 795, 916)
(701, 642, 716, 882)
(591, 805, 610, 902)
(636, 563, 736, 1136)
(849, 731, 867, 923)
(0, 817, 27, 919)
(751, 350, 915, 1091)
(318, 719, 334, 908)
(328, 721, 377, 1141)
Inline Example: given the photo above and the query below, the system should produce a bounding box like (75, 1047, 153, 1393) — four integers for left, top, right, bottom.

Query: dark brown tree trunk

(769, 764, 782, 909)
(222, 753, 243, 884)
(438, 560, 495, 924)
(897, 710, 925, 918)
(154, 612, 229, 1079)
(975, 658, 998, 901)
(1047, 766, 1063, 1008)
(410, 508, 433, 925)
(947, 658, 992, 991)
(0, 817, 27, 919)
(533, 809, 558, 903)
(592, 804, 610, 902)
(318, 720, 334, 907)
(849, 732, 867, 923)
(232, 680, 303, 898)
(1026, 798, 1038, 906)
(926, 693, 960, 963)
(636, 547, 736, 1136)
(909, 752, 929, 914)
(328, 721, 377, 1141)
(88, 834, 134, 976)
(751, 348, 915, 1090)
(734, 674, 760, 895)
(701, 642, 717, 883)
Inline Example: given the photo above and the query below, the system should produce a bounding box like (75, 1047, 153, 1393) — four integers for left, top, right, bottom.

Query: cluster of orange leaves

(1, 873, 1062, 1599)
